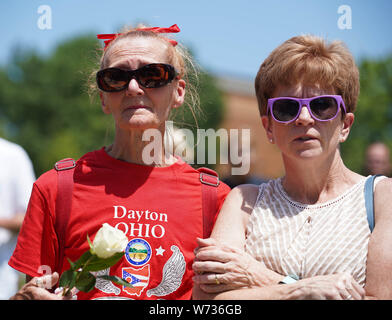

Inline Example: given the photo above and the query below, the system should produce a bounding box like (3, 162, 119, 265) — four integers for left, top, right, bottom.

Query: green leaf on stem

(59, 269, 77, 289)
(97, 275, 133, 288)
(67, 258, 76, 270)
(83, 252, 124, 272)
(73, 250, 93, 271)
(75, 271, 96, 292)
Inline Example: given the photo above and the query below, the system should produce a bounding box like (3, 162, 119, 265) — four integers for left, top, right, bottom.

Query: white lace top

(244, 177, 381, 286)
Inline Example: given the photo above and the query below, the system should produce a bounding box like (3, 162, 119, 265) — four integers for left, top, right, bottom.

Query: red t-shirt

(9, 148, 230, 300)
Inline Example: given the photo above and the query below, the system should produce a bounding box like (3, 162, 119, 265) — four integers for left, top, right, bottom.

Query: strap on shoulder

(364, 174, 381, 232)
(197, 167, 220, 238)
(54, 158, 76, 275)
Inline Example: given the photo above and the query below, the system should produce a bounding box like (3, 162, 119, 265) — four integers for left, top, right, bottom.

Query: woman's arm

(210, 184, 258, 247)
(192, 184, 284, 299)
(192, 184, 366, 300)
(364, 177, 392, 299)
(193, 272, 365, 300)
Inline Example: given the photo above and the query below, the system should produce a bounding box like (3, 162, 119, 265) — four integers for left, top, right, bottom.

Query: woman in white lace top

(192, 35, 392, 300)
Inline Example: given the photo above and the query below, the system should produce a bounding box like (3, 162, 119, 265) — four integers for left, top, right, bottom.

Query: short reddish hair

(255, 35, 359, 116)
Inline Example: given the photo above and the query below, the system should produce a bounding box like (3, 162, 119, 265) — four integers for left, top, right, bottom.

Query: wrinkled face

(262, 83, 354, 161)
(99, 36, 185, 131)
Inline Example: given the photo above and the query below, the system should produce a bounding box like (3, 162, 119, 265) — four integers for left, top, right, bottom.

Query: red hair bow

(97, 24, 180, 49)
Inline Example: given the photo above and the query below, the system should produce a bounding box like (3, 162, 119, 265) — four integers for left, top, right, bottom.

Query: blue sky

(1, 0, 391, 79)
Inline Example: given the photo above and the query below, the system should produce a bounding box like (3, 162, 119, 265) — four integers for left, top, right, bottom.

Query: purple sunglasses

(267, 95, 346, 123)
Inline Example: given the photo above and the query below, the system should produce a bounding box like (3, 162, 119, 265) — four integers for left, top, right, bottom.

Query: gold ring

(214, 274, 220, 285)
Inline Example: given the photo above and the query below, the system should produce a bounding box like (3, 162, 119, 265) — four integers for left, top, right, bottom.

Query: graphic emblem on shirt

(147, 245, 186, 297)
(125, 238, 152, 266)
(94, 268, 121, 295)
(122, 265, 150, 297)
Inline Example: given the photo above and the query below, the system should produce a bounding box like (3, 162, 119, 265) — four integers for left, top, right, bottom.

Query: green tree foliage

(0, 35, 224, 176)
(341, 54, 392, 173)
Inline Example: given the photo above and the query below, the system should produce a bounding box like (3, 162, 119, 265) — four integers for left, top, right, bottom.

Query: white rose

(91, 223, 128, 259)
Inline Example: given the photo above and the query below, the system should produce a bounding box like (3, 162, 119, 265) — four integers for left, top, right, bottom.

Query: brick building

(215, 75, 285, 181)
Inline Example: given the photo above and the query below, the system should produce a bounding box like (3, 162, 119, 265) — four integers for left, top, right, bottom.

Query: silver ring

(345, 294, 353, 300)
(35, 277, 44, 288)
(214, 274, 220, 285)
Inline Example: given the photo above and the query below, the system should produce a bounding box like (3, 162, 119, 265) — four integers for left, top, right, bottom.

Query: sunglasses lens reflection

(272, 99, 300, 122)
(138, 64, 170, 88)
(309, 97, 338, 120)
(97, 64, 176, 92)
(102, 69, 129, 91)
